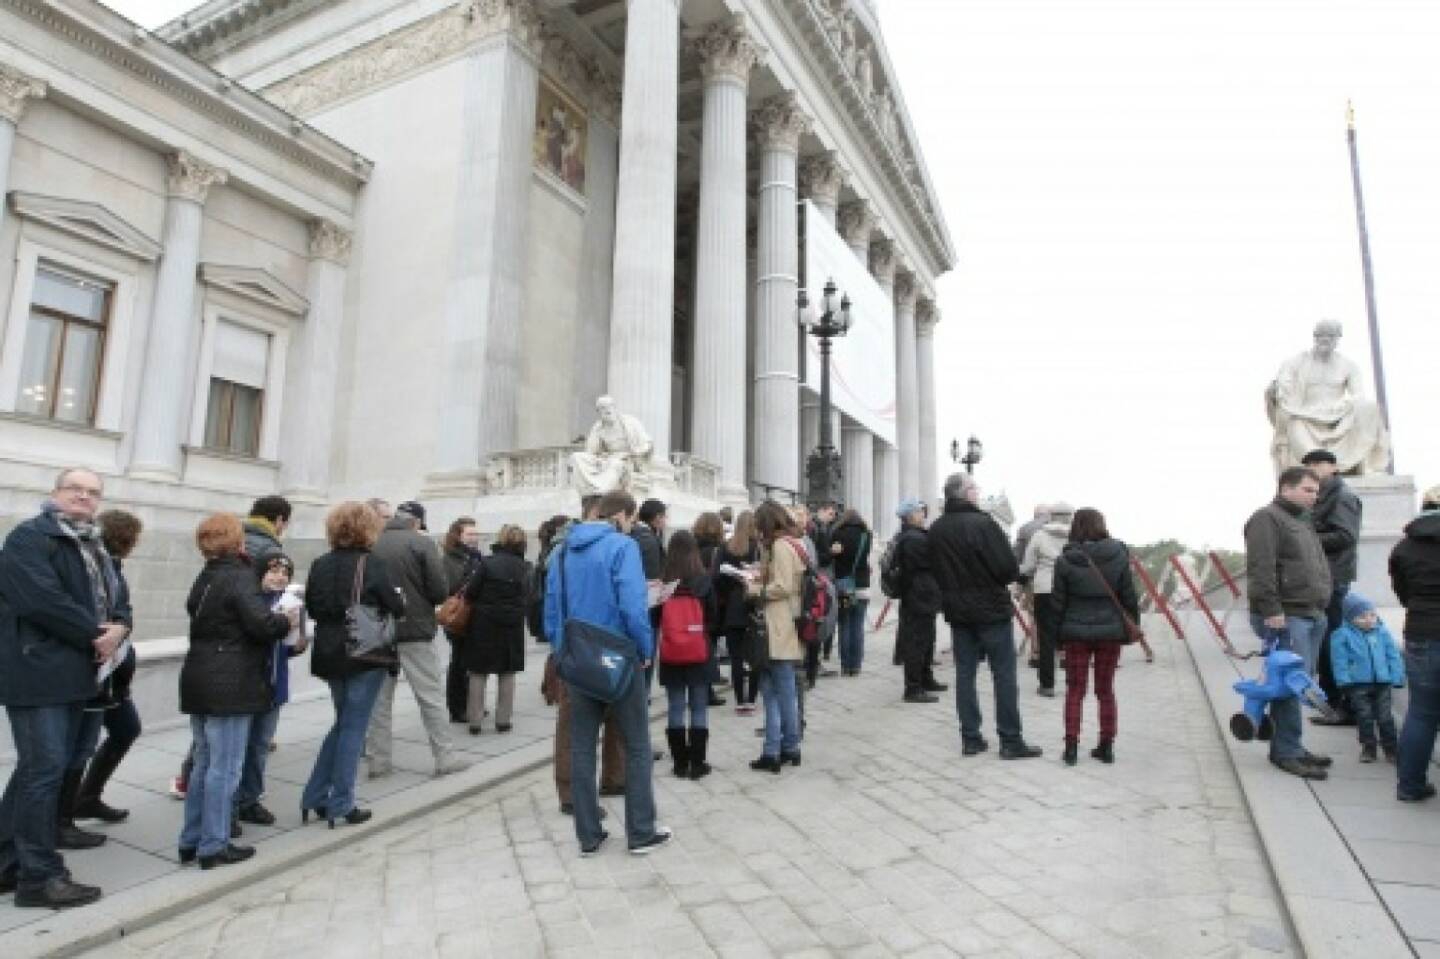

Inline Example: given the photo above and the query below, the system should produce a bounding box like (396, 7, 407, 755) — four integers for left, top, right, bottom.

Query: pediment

(198, 264, 309, 317)
(8, 192, 162, 261)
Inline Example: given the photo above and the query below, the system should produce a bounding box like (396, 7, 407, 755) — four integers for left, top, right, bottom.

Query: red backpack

(659, 587, 709, 665)
(784, 537, 834, 646)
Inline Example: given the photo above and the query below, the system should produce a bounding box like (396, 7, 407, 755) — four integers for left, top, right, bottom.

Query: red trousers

(1063, 642, 1122, 741)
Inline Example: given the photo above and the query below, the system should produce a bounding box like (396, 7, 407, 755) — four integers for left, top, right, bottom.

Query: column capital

(869, 238, 897, 285)
(837, 199, 876, 249)
(693, 16, 764, 86)
(917, 298, 940, 335)
(166, 151, 228, 203)
(309, 219, 353, 265)
(894, 271, 918, 312)
(0, 64, 47, 125)
(462, 0, 544, 56)
(799, 151, 846, 209)
(752, 93, 811, 154)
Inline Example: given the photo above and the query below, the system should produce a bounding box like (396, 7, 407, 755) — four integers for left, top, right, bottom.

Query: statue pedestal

(1349, 474, 1417, 608)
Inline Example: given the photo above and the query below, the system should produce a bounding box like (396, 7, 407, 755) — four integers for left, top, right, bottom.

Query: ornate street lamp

(801, 279, 852, 507)
(951, 435, 983, 475)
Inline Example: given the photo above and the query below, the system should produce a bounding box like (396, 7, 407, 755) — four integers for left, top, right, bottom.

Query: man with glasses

(0, 467, 129, 907)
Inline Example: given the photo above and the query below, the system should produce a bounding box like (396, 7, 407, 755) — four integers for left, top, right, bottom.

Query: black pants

(1349, 684, 1397, 748)
(444, 633, 468, 721)
(726, 628, 754, 704)
(1033, 592, 1058, 692)
(897, 606, 937, 694)
(1318, 584, 1352, 717)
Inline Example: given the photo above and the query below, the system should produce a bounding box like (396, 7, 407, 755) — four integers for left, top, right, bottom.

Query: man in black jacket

(0, 468, 130, 908)
(928, 473, 1042, 759)
(1301, 450, 1363, 725)
(631, 499, 667, 581)
(894, 499, 946, 703)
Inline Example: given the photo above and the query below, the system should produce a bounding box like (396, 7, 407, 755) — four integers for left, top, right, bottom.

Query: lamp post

(950, 435, 983, 475)
(801, 278, 851, 508)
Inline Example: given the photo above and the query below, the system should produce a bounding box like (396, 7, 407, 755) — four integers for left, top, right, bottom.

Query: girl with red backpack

(658, 531, 719, 778)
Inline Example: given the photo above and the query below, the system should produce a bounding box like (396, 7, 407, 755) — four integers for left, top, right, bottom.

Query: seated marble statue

(571, 396, 653, 495)
(1265, 320, 1390, 475)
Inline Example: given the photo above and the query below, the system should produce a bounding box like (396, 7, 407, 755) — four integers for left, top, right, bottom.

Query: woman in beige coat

(746, 501, 807, 772)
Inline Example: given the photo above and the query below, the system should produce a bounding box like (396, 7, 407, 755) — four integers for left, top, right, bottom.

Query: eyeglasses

(59, 484, 103, 499)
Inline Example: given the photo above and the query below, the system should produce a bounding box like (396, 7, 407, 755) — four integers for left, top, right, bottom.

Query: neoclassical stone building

(0, 0, 952, 636)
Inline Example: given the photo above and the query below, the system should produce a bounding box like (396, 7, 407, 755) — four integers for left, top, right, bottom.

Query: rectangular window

(203, 321, 269, 457)
(16, 264, 112, 425)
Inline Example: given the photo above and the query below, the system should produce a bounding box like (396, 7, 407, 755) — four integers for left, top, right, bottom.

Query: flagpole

(1346, 101, 1394, 471)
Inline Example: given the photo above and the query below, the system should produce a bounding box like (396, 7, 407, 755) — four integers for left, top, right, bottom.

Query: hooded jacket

(1051, 538, 1140, 643)
(372, 516, 449, 641)
(1330, 593, 1405, 687)
(1020, 517, 1073, 594)
(1244, 496, 1332, 619)
(895, 524, 942, 617)
(928, 498, 1020, 627)
(1312, 476, 1362, 586)
(243, 518, 284, 566)
(543, 522, 653, 661)
(1390, 511, 1440, 640)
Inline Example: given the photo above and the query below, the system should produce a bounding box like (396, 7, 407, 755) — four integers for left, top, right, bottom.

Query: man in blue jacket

(544, 489, 672, 858)
(0, 467, 130, 908)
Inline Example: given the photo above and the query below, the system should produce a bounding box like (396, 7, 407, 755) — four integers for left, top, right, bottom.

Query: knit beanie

(1341, 591, 1376, 622)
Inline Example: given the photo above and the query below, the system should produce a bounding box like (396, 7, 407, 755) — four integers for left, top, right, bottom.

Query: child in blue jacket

(1330, 591, 1405, 762)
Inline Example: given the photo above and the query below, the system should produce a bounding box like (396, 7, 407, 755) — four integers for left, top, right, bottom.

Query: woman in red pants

(1050, 508, 1143, 766)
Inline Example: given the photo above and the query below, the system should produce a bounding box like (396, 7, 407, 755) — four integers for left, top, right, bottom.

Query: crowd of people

(2, 455, 1435, 906)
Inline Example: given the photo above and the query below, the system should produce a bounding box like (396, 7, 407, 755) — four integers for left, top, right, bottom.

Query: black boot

(665, 728, 689, 778)
(1091, 740, 1114, 764)
(57, 769, 107, 849)
(1063, 739, 1078, 766)
(74, 740, 131, 823)
(688, 728, 712, 779)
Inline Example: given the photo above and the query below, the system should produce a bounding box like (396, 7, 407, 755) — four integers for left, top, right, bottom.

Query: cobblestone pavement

(96, 627, 1298, 959)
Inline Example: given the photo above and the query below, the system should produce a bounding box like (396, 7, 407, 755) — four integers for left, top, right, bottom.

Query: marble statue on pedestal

(1266, 320, 1391, 475)
(571, 395, 653, 495)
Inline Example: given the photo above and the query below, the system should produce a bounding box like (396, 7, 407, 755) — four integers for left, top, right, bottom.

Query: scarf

(43, 500, 117, 620)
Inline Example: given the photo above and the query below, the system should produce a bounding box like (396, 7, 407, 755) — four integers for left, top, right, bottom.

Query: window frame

(19, 264, 114, 425)
(187, 302, 290, 463)
(203, 376, 264, 457)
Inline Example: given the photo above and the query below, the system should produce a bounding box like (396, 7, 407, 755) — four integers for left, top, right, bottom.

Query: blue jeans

(179, 714, 251, 857)
(665, 679, 709, 729)
(303, 669, 386, 819)
(235, 705, 282, 809)
(952, 622, 1024, 749)
(0, 704, 86, 888)
(568, 672, 656, 848)
(839, 599, 869, 672)
(1398, 640, 1440, 795)
(1250, 614, 1322, 761)
(760, 661, 802, 758)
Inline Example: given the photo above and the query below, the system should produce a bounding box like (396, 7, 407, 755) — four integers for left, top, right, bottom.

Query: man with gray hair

(927, 472, 1042, 759)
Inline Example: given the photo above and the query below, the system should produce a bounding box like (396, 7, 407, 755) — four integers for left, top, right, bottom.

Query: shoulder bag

(1081, 552, 1144, 645)
(553, 542, 639, 703)
(345, 555, 398, 665)
(437, 556, 479, 632)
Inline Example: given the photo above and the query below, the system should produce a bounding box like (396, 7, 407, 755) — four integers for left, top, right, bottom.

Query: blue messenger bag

(553, 541, 639, 703)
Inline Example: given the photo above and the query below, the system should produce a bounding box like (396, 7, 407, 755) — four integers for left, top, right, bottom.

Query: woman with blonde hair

(462, 524, 531, 733)
(178, 513, 294, 867)
(747, 501, 807, 771)
(301, 502, 405, 827)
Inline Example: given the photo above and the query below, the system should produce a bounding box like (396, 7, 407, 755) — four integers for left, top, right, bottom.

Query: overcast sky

(115, 0, 1438, 547)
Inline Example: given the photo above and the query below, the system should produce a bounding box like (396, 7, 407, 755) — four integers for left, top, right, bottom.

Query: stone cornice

(159, 0, 333, 60)
(753, 92, 811, 155)
(308, 218, 352, 265)
(692, 16, 764, 87)
(799, 151, 846, 207)
(167, 150, 228, 203)
(0, 62, 46, 124)
(837, 199, 876, 249)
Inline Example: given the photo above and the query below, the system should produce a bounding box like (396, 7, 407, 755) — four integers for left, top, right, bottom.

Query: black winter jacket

(831, 520, 872, 589)
(1391, 512, 1440, 642)
(1244, 497, 1332, 619)
(928, 499, 1020, 626)
(179, 556, 291, 715)
(712, 541, 759, 630)
(0, 512, 131, 708)
(631, 522, 665, 580)
(462, 546, 530, 674)
(895, 525, 942, 617)
(1312, 477, 1362, 586)
(305, 548, 406, 680)
(1052, 539, 1140, 644)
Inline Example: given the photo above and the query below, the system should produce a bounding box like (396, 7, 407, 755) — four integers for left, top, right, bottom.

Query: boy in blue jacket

(1330, 592, 1405, 762)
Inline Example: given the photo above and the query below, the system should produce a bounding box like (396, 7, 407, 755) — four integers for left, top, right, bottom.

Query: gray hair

(1314, 319, 1343, 337)
(943, 472, 977, 502)
(54, 466, 101, 492)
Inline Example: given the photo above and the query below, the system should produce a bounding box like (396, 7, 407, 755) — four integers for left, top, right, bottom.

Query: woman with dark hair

(831, 509, 872, 677)
(659, 530, 718, 778)
(717, 510, 761, 714)
(463, 524, 531, 734)
(302, 502, 405, 827)
(746, 501, 806, 772)
(178, 513, 294, 867)
(1051, 507, 1142, 766)
(692, 512, 729, 707)
(441, 517, 481, 722)
(528, 514, 573, 641)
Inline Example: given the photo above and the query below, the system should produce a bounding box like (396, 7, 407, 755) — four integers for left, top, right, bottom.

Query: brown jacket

(747, 537, 806, 661)
(1245, 497, 1332, 619)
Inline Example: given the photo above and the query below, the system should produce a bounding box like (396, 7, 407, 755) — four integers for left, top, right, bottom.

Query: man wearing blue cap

(893, 499, 945, 703)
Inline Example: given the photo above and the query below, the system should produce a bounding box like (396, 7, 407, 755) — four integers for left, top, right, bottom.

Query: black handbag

(553, 541, 639, 703)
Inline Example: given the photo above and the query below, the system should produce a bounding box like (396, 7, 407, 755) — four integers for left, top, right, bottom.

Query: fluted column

(799, 152, 845, 227)
(894, 270, 921, 500)
(607, 0, 682, 465)
(838, 199, 877, 264)
(869, 238, 900, 539)
(751, 93, 811, 497)
(842, 422, 875, 520)
(281, 221, 351, 499)
(571, 113, 619, 438)
(916, 299, 940, 510)
(691, 18, 761, 501)
(0, 66, 46, 237)
(129, 152, 227, 480)
(429, 3, 543, 491)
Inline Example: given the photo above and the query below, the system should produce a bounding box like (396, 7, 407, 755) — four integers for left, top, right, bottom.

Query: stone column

(572, 109, 619, 438)
(751, 93, 811, 497)
(607, 0, 682, 465)
(842, 422, 875, 519)
(799, 151, 845, 227)
(0, 66, 46, 237)
(129, 152, 227, 480)
(894, 270, 921, 499)
(838, 199, 877, 264)
(428, 3, 543, 491)
(916, 299, 940, 509)
(869, 238, 900, 539)
(691, 18, 761, 502)
(281, 220, 351, 499)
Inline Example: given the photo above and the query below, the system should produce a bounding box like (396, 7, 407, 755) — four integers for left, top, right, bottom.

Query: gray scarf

(43, 501, 116, 621)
